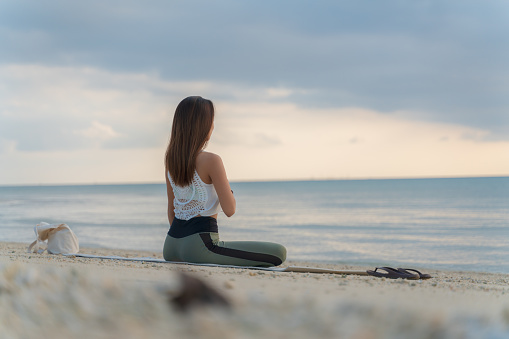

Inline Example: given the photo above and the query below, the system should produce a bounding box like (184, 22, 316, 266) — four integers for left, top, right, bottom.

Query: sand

(1, 242, 508, 338)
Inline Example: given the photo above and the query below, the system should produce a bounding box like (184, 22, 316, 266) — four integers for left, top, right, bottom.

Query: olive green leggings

(163, 232, 287, 267)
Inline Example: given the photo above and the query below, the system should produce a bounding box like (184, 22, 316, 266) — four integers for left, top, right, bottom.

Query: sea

(1, 177, 508, 274)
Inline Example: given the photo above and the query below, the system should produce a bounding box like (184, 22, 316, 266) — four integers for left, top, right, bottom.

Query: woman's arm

(206, 154, 236, 217)
(165, 170, 175, 224)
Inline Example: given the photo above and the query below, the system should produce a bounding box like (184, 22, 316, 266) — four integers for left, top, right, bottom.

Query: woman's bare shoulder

(196, 151, 224, 179)
(197, 151, 222, 165)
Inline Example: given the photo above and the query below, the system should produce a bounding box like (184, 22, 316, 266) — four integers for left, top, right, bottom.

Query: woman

(163, 96, 287, 267)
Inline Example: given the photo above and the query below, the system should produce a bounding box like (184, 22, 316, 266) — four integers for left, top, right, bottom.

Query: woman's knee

(275, 243, 287, 263)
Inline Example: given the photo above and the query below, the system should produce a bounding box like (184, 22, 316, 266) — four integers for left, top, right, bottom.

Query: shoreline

(2, 241, 509, 338)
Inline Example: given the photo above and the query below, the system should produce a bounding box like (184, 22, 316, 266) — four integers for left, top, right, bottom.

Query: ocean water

(1, 177, 508, 273)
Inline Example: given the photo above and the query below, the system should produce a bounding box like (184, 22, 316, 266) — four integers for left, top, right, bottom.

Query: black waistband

(168, 216, 218, 238)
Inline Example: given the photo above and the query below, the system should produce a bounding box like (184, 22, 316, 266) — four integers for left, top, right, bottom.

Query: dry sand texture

(1, 242, 509, 338)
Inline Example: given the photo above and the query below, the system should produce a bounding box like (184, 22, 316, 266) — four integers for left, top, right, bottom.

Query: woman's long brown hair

(165, 96, 215, 187)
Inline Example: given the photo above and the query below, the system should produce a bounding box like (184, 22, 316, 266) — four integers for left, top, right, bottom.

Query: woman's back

(168, 166, 220, 221)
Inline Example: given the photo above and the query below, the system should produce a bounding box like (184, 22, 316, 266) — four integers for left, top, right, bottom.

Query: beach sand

(1, 242, 508, 338)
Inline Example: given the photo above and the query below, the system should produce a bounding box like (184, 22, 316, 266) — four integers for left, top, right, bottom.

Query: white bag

(27, 222, 80, 254)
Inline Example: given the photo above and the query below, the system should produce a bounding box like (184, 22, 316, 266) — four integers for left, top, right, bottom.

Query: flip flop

(366, 267, 419, 280)
(397, 268, 432, 280)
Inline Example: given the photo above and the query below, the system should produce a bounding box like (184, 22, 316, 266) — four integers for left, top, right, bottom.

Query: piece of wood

(283, 266, 369, 275)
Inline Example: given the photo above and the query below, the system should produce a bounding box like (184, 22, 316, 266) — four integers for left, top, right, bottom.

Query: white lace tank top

(168, 170, 221, 221)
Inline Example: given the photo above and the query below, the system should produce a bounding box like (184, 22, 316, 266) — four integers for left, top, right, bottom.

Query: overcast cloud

(1, 0, 508, 184)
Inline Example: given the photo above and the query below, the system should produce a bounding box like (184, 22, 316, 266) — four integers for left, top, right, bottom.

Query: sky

(1, 0, 508, 185)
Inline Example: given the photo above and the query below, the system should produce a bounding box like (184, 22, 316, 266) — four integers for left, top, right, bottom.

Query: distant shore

(1, 241, 508, 338)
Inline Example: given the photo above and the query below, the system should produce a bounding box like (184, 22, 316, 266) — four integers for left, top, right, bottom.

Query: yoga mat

(64, 253, 369, 275)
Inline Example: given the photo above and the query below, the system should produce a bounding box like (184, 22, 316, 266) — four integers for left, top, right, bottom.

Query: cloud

(1, 0, 508, 139)
(0, 64, 175, 152)
(0, 64, 314, 154)
(266, 88, 293, 99)
(208, 103, 509, 181)
(1, 63, 507, 185)
(0, 139, 17, 154)
(75, 121, 120, 142)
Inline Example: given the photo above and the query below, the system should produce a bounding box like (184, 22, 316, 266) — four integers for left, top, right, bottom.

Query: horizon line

(1, 174, 508, 188)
